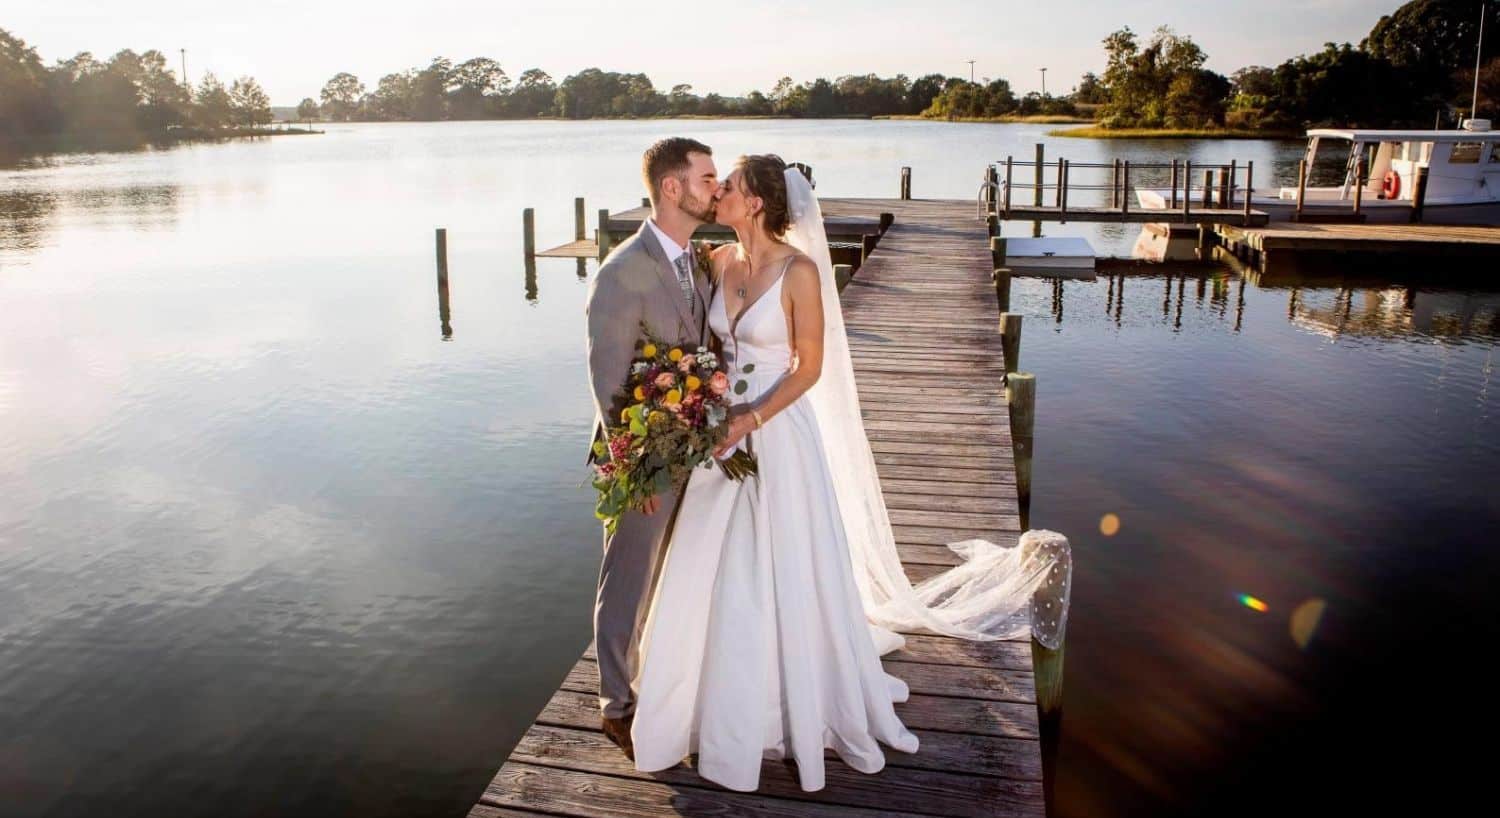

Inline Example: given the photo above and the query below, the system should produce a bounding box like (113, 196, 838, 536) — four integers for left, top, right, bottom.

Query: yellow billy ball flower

(685, 375, 702, 392)
(642, 343, 658, 358)
(664, 389, 682, 405)
(668, 348, 684, 362)
(633, 386, 646, 401)
(620, 407, 631, 423)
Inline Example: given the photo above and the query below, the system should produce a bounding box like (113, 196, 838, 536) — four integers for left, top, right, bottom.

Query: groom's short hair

(643, 137, 712, 205)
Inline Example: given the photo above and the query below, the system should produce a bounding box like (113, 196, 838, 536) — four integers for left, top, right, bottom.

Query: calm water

(2, 121, 1496, 817)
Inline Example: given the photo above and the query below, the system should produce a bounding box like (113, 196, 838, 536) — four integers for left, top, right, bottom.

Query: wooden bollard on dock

(1033, 144, 1044, 207)
(999, 312, 1022, 384)
(1169, 159, 1179, 209)
(900, 166, 912, 200)
(834, 263, 853, 291)
(522, 208, 535, 259)
(994, 267, 1012, 312)
(861, 233, 878, 263)
(574, 197, 586, 241)
(1008, 371, 1035, 509)
(435, 228, 448, 285)
(1243, 161, 1254, 226)
(597, 208, 612, 260)
(1025, 531, 1068, 728)
(1202, 169, 1214, 208)
(1182, 160, 1193, 222)
(990, 236, 1007, 266)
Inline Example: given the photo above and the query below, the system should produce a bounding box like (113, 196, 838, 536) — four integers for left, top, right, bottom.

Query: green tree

(228, 76, 271, 127)
(296, 97, 319, 123)
(0, 28, 60, 148)
(1098, 26, 1224, 127)
(193, 72, 233, 128)
(907, 73, 948, 114)
(450, 57, 507, 118)
(410, 57, 451, 120)
(319, 72, 364, 121)
(507, 68, 554, 117)
(1073, 72, 1108, 104)
(368, 71, 414, 120)
(1364, 0, 1499, 96)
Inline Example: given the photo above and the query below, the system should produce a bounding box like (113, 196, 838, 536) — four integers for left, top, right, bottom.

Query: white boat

(1136, 121, 1500, 224)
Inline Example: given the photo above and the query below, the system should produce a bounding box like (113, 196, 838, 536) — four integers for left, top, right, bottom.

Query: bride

(629, 155, 1069, 793)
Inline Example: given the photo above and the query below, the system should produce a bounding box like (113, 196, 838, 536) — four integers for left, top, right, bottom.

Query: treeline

(1, 28, 275, 152)
(1090, 0, 1499, 131)
(312, 63, 978, 121)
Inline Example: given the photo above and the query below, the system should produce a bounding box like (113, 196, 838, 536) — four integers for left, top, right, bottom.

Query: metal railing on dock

(987, 144, 1266, 226)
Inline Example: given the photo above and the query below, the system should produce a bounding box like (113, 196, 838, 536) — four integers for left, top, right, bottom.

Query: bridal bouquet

(591, 328, 758, 533)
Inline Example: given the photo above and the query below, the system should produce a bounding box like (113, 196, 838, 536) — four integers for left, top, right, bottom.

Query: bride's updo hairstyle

(735, 154, 791, 237)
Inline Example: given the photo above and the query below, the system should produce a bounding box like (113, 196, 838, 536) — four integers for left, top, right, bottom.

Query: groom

(585, 137, 719, 759)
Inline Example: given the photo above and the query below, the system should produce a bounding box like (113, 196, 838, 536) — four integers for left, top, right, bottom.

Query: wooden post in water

(1008, 370, 1035, 509)
(900, 166, 912, 200)
(1033, 143, 1045, 207)
(834, 263, 853, 291)
(1000, 312, 1022, 386)
(862, 233, 878, 263)
(597, 208, 612, 260)
(522, 208, 535, 260)
(1055, 158, 1065, 208)
(1217, 167, 1229, 208)
(1120, 161, 1131, 216)
(1353, 156, 1365, 216)
(1410, 166, 1429, 223)
(1111, 159, 1120, 209)
(1226, 159, 1237, 208)
(994, 267, 1013, 312)
(1169, 159, 1179, 209)
(574, 197, 586, 241)
(985, 165, 999, 211)
(1202, 169, 1214, 208)
(1295, 159, 1308, 221)
(435, 228, 448, 285)
(1243, 161, 1254, 226)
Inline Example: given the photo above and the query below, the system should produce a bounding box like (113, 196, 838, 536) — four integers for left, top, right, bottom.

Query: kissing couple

(584, 137, 1068, 793)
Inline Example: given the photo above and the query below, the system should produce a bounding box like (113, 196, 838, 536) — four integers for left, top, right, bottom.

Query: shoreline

(1050, 125, 1301, 140)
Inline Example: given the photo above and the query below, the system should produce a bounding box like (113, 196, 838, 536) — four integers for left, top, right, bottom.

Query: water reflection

(0, 190, 57, 256)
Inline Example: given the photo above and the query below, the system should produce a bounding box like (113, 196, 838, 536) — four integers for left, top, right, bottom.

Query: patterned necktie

(673, 253, 699, 320)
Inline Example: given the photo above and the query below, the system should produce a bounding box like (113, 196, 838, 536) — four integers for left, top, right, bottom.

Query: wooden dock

(473, 199, 1044, 818)
(1212, 220, 1500, 279)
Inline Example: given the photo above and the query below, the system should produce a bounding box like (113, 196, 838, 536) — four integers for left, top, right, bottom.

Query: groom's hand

(642, 495, 662, 515)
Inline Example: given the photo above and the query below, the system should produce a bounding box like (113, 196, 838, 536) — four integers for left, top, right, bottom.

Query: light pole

(180, 48, 188, 88)
(1040, 67, 1048, 97)
(967, 60, 976, 84)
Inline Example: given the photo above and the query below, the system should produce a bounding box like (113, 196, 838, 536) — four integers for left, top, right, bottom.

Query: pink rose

(654, 373, 675, 390)
(708, 371, 729, 395)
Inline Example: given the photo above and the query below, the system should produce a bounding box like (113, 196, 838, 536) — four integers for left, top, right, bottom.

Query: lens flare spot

(1238, 594, 1269, 613)
(1099, 513, 1121, 536)
(1290, 598, 1327, 649)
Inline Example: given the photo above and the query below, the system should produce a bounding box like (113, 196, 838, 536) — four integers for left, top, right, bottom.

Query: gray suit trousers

(594, 486, 680, 719)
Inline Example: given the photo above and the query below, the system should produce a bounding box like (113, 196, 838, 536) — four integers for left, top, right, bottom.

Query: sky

(9, 0, 1399, 105)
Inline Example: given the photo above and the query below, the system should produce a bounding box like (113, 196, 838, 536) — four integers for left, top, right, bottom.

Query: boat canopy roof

(1306, 128, 1498, 143)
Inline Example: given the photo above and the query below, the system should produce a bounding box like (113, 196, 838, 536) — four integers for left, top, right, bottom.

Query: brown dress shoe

(601, 714, 634, 761)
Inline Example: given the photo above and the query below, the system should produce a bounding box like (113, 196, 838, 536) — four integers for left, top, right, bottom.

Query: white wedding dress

(630, 256, 919, 793)
(628, 169, 1071, 794)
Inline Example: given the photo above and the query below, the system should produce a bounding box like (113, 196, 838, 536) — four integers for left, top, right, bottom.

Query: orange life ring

(1382, 170, 1401, 200)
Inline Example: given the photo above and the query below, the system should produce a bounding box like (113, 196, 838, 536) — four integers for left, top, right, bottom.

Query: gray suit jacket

(586, 222, 712, 460)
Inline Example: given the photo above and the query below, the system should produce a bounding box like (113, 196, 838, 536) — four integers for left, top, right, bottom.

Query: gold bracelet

(751, 409, 765, 428)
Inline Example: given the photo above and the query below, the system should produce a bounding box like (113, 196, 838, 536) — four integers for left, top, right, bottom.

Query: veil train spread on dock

(782, 168, 1073, 651)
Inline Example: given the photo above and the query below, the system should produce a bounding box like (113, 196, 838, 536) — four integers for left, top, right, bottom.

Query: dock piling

(1295, 159, 1308, 221)
(994, 267, 1012, 312)
(1009, 370, 1035, 509)
(1410, 166, 1429, 223)
(990, 236, 1007, 267)
(597, 208, 612, 260)
(1169, 159, 1179, 209)
(834, 263, 853, 291)
(1203, 169, 1214, 208)
(435, 228, 448, 285)
(574, 197, 585, 241)
(1183, 161, 1193, 221)
(1003, 156, 1014, 217)
(900, 166, 912, 200)
(1353, 156, 1365, 216)
(1000, 312, 1022, 386)
(1121, 161, 1131, 216)
(1059, 160, 1070, 222)
(1243, 162, 1254, 226)
(1034, 144, 1044, 207)
(522, 208, 535, 260)
(1226, 160, 1237, 208)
